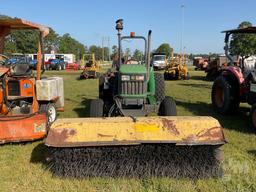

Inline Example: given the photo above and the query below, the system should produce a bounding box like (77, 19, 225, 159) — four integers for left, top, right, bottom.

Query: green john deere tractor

(45, 19, 225, 178)
(90, 19, 177, 117)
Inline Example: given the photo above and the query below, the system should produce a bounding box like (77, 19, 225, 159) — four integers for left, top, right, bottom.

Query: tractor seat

(11, 64, 32, 76)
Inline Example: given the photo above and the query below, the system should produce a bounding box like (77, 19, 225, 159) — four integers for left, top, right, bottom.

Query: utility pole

(108, 36, 110, 61)
(102, 37, 104, 62)
(102, 36, 111, 61)
(180, 4, 185, 63)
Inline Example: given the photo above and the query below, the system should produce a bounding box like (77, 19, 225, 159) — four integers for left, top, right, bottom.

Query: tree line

(4, 27, 87, 60)
(189, 21, 256, 61)
(3, 15, 254, 62)
(1, 15, 176, 61)
(1, 15, 113, 60)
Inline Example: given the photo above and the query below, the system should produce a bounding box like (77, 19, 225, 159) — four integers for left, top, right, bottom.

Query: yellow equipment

(164, 53, 189, 80)
(79, 53, 100, 79)
(45, 19, 226, 178)
(46, 116, 225, 178)
(46, 116, 225, 147)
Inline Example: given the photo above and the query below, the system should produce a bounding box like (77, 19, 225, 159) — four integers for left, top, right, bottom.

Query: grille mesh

(121, 81, 146, 95)
(8, 80, 20, 96)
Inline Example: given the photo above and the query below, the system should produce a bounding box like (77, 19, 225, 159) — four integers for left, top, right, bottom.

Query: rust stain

(182, 134, 198, 142)
(53, 124, 67, 128)
(97, 133, 114, 138)
(161, 118, 180, 135)
(47, 128, 77, 144)
(69, 129, 76, 135)
(196, 127, 223, 139)
(182, 127, 225, 143)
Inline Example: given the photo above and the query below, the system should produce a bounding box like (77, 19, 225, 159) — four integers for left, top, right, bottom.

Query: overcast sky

(1, 0, 256, 54)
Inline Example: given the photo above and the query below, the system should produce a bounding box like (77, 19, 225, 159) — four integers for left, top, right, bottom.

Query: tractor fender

(220, 66, 244, 84)
(219, 67, 244, 97)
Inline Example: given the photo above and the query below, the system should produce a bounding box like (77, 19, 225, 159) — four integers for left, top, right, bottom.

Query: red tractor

(211, 27, 256, 131)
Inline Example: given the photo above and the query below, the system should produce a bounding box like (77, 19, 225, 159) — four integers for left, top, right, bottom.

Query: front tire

(158, 96, 177, 116)
(211, 76, 239, 114)
(57, 65, 61, 71)
(90, 99, 104, 117)
(40, 103, 57, 127)
(154, 73, 165, 102)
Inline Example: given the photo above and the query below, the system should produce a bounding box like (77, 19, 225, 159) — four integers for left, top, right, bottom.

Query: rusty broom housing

(45, 116, 226, 178)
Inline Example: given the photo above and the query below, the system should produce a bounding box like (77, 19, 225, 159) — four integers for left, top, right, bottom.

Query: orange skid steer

(0, 18, 64, 144)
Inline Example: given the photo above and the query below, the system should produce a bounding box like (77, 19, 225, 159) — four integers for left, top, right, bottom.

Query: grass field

(0, 69, 256, 192)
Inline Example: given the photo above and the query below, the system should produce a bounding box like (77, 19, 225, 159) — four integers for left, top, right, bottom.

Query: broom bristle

(47, 145, 222, 178)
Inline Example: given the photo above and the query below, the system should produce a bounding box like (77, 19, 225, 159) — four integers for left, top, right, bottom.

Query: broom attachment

(48, 144, 223, 178)
(45, 116, 226, 178)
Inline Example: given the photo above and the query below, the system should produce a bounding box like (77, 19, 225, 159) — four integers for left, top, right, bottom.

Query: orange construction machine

(0, 18, 64, 144)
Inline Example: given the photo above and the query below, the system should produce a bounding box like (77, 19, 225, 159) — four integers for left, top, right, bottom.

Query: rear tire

(99, 75, 105, 99)
(211, 76, 239, 114)
(90, 99, 104, 117)
(175, 69, 179, 80)
(158, 96, 177, 116)
(57, 65, 61, 71)
(164, 72, 169, 80)
(181, 72, 189, 80)
(154, 73, 165, 102)
(96, 72, 100, 78)
(185, 72, 190, 80)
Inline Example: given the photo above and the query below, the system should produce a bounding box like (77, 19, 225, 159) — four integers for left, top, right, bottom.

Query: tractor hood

(119, 64, 147, 74)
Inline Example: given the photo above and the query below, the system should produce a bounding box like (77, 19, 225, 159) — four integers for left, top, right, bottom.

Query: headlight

(121, 75, 130, 81)
(135, 75, 144, 81)
(130, 75, 144, 81)
(122, 75, 144, 81)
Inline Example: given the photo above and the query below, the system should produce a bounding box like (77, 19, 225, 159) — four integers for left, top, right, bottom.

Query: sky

(1, 0, 256, 54)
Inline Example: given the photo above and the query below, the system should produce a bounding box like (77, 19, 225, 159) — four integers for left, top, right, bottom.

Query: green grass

(0, 69, 256, 192)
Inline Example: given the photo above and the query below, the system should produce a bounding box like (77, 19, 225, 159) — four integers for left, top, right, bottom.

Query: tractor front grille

(121, 81, 146, 95)
(8, 80, 20, 96)
(87, 70, 96, 76)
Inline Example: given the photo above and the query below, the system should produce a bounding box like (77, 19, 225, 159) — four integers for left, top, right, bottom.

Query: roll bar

(222, 26, 256, 66)
(0, 18, 49, 80)
(115, 19, 152, 80)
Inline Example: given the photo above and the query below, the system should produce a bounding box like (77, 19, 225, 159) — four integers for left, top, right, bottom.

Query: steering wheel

(0, 54, 9, 66)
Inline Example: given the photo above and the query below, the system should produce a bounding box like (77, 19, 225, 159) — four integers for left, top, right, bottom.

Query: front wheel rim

(215, 85, 224, 107)
(48, 105, 56, 123)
